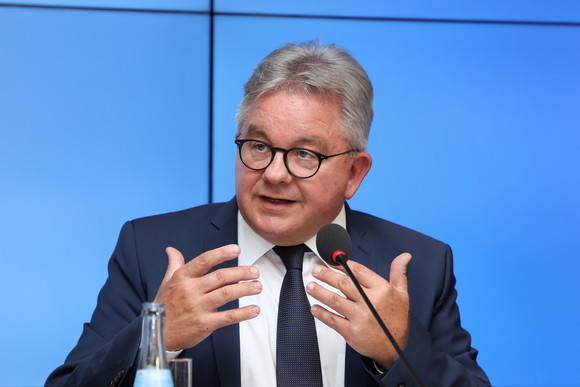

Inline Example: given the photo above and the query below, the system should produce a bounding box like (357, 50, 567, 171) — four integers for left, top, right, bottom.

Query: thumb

(390, 253, 412, 292)
(162, 246, 185, 283)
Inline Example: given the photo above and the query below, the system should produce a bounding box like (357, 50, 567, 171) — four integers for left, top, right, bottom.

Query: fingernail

(306, 282, 315, 291)
(252, 305, 260, 315)
(250, 266, 259, 277)
(312, 266, 322, 276)
(230, 245, 241, 254)
(253, 281, 262, 291)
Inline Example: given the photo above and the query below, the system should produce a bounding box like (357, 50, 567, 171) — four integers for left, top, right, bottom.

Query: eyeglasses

(235, 139, 357, 179)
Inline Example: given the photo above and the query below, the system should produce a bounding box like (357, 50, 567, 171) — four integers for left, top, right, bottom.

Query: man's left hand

(306, 253, 412, 369)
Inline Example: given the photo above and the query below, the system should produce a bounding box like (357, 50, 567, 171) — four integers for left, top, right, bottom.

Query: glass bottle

(133, 302, 174, 387)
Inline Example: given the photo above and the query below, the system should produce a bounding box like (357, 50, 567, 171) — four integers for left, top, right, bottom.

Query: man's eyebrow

(245, 125, 266, 138)
(293, 138, 326, 151)
(244, 124, 327, 150)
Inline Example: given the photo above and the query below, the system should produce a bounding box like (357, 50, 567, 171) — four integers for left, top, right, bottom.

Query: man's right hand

(153, 245, 261, 351)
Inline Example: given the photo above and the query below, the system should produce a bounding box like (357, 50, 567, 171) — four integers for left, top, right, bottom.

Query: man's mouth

(262, 196, 293, 204)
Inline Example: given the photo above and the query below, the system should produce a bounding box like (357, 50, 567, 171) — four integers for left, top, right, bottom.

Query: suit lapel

(344, 205, 386, 386)
(346, 204, 390, 279)
(346, 205, 376, 273)
(204, 198, 241, 387)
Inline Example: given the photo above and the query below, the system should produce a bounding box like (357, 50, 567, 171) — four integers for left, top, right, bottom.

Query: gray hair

(236, 41, 373, 151)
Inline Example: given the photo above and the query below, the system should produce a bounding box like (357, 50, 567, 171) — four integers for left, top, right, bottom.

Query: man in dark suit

(47, 42, 490, 386)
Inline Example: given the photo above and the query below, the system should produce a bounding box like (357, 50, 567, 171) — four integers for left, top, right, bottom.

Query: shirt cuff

(166, 349, 183, 360)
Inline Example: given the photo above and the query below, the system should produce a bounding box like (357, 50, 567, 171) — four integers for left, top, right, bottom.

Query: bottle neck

(138, 302, 169, 370)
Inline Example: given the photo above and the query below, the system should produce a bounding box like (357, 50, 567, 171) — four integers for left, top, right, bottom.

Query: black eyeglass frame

(235, 139, 358, 179)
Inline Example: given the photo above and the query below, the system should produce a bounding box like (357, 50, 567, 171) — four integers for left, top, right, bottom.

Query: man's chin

(253, 222, 311, 246)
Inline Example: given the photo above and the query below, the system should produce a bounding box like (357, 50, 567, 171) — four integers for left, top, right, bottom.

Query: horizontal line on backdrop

(0, 3, 208, 14)
(1, 3, 579, 27)
(219, 11, 580, 27)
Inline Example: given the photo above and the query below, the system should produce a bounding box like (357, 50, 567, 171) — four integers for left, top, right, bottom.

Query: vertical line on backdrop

(208, 0, 215, 203)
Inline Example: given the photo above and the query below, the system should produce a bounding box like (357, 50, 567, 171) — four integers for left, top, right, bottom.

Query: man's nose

(262, 151, 293, 183)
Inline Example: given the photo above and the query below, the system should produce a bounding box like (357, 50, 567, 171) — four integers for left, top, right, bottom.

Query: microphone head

(316, 223, 352, 266)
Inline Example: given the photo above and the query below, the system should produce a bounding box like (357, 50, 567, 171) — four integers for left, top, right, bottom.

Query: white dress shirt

(238, 208, 347, 387)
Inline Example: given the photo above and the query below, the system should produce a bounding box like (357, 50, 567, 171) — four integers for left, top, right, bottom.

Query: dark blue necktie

(274, 244, 323, 387)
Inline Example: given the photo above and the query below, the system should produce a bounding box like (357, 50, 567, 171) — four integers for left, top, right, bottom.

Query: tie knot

(274, 244, 308, 271)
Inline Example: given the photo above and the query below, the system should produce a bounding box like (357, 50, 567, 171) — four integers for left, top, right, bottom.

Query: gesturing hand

(154, 245, 262, 351)
(306, 253, 412, 368)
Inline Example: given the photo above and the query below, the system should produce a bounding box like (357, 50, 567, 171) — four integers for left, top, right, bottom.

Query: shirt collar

(237, 206, 347, 266)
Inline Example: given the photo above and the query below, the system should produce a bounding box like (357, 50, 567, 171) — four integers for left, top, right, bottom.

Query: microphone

(315, 224, 425, 387)
(316, 223, 351, 266)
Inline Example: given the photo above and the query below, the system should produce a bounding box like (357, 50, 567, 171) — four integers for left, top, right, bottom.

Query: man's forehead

(249, 89, 341, 115)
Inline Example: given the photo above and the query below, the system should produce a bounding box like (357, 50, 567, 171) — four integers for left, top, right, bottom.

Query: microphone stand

(335, 255, 426, 387)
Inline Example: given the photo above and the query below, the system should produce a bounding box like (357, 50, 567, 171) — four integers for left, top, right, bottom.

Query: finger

(167, 304, 261, 350)
(154, 247, 186, 303)
(311, 265, 360, 301)
(198, 265, 260, 294)
(307, 281, 354, 317)
(163, 247, 186, 283)
(317, 260, 383, 290)
(180, 244, 241, 278)
(210, 304, 261, 330)
(390, 253, 412, 291)
(203, 280, 263, 309)
(343, 260, 384, 289)
(310, 303, 350, 336)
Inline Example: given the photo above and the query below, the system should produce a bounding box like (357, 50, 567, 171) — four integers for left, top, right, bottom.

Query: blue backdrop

(0, 2, 579, 386)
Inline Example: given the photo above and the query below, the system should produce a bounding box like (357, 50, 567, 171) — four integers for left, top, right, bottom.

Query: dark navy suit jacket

(46, 198, 490, 386)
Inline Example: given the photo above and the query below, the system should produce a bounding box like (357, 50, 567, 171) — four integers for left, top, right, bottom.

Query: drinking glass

(169, 358, 192, 387)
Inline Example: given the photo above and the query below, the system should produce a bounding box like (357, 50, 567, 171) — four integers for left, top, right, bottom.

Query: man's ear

(345, 152, 372, 200)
